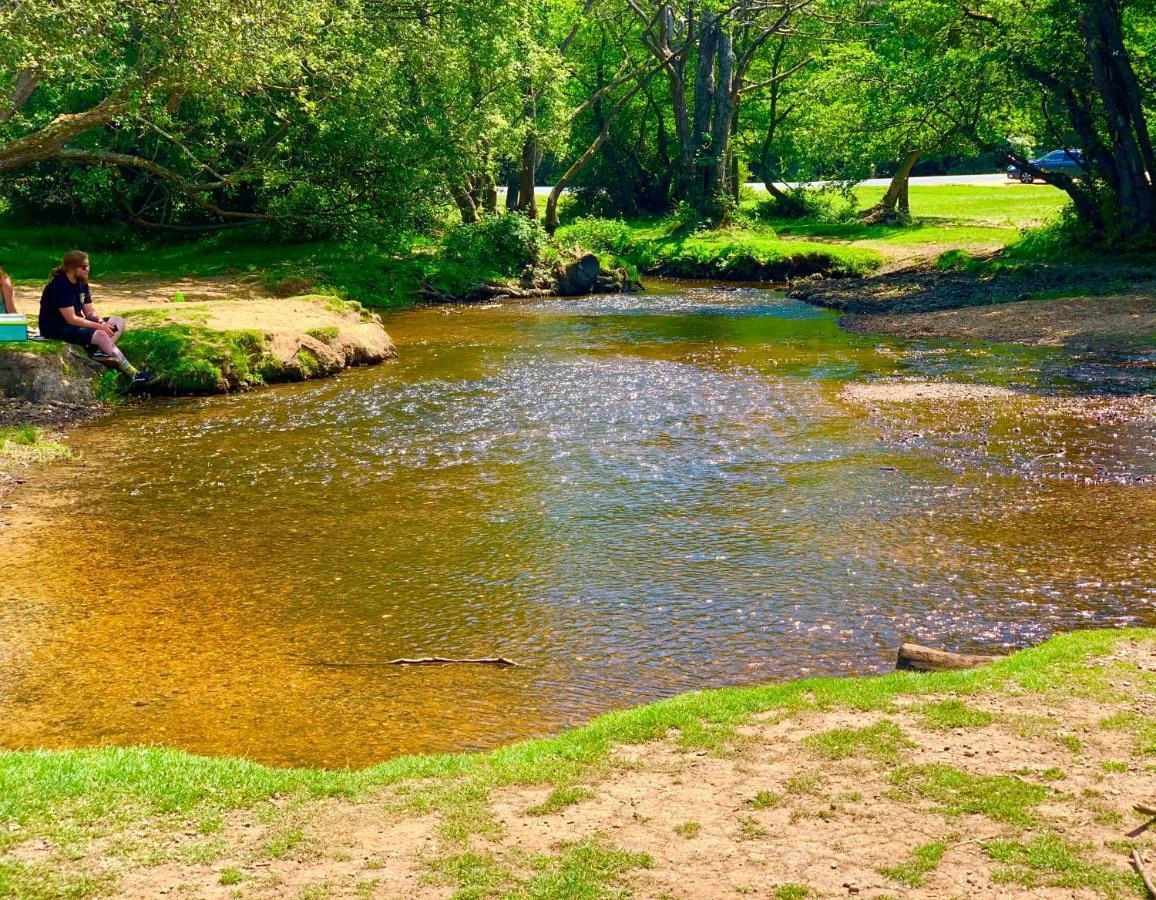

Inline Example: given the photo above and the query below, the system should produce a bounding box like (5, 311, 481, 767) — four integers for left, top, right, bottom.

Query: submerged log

(896, 642, 1003, 673)
(305, 656, 519, 668)
(389, 656, 519, 667)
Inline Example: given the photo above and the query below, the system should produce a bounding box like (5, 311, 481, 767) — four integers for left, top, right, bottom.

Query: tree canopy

(0, 0, 1151, 243)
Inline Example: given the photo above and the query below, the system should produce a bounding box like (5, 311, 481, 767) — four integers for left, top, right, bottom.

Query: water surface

(1, 284, 1153, 767)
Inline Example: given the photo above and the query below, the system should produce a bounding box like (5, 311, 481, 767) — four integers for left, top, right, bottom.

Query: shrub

(441, 213, 549, 275)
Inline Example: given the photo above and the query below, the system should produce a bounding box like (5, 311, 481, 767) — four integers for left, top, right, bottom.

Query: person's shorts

(39, 324, 96, 347)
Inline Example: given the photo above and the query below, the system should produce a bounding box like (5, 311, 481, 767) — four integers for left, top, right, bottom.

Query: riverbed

(1, 283, 1153, 767)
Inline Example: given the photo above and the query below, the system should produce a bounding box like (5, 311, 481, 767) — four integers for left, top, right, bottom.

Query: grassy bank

(0, 184, 1068, 313)
(2, 628, 1153, 897)
(557, 217, 884, 280)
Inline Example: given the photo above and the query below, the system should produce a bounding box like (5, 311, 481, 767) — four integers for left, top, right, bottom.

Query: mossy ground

(1, 629, 1153, 898)
(0, 424, 70, 463)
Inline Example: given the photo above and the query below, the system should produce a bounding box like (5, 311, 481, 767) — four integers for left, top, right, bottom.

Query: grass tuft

(982, 833, 1143, 897)
(889, 764, 1047, 825)
(523, 835, 653, 899)
(673, 821, 701, 839)
(525, 786, 595, 817)
(804, 719, 914, 763)
(917, 700, 994, 731)
(879, 842, 948, 887)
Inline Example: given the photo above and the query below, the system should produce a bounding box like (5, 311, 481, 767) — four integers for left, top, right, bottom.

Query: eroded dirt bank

(791, 262, 1156, 356)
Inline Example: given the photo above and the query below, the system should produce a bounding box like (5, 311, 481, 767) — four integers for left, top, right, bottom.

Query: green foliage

(879, 842, 948, 887)
(558, 216, 883, 280)
(442, 214, 550, 275)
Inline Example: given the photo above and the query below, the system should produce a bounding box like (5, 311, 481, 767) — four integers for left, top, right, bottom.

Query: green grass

(804, 719, 914, 764)
(305, 326, 340, 342)
(917, 699, 994, 731)
(878, 841, 948, 887)
(889, 764, 1048, 825)
(523, 836, 653, 899)
(672, 821, 701, 838)
(853, 184, 1068, 226)
(982, 833, 1144, 897)
(747, 790, 782, 810)
(525, 786, 595, 817)
(772, 885, 814, 900)
(218, 867, 242, 886)
(424, 851, 514, 899)
(0, 630, 1152, 897)
(1099, 711, 1156, 756)
(117, 325, 283, 394)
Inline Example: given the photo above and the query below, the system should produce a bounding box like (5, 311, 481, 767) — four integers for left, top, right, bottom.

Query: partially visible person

(39, 251, 150, 386)
(1, 267, 15, 314)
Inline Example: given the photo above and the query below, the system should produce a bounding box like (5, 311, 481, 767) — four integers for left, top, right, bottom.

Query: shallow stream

(1, 283, 1153, 767)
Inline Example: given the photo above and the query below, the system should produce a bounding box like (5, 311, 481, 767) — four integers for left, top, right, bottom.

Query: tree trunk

(450, 184, 480, 224)
(863, 150, 921, 225)
(546, 75, 654, 233)
(1079, 0, 1155, 237)
(0, 97, 125, 173)
(480, 176, 498, 216)
(516, 134, 539, 219)
(505, 169, 519, 211)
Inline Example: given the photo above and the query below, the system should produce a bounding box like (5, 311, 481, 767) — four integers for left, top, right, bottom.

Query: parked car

(1006, 149, 1084, 183)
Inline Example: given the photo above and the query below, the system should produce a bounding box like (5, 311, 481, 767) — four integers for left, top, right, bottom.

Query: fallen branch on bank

(896, 641, 1004, 672)
(1133, 849, 1156, 898)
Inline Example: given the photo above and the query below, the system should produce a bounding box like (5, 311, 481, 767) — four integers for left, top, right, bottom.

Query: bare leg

(90, 331, 137, 375)
(106, 316, 126, 346)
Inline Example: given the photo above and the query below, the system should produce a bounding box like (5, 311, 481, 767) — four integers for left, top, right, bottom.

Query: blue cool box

(0, 313, 28, 341)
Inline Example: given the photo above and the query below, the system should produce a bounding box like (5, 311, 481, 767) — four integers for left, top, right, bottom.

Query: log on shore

(896, 642, 1004, 673)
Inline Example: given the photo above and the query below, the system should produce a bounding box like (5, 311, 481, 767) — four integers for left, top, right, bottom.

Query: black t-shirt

(39, 274, 90, 333)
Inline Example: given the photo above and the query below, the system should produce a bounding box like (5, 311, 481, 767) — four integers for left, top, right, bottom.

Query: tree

(623, 0, 813, 221)
(0, 0, 333, 225)
(965, 0, 1155, 241)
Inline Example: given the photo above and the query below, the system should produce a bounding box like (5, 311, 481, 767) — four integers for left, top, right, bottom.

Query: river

(1, 283, 1153, 768)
